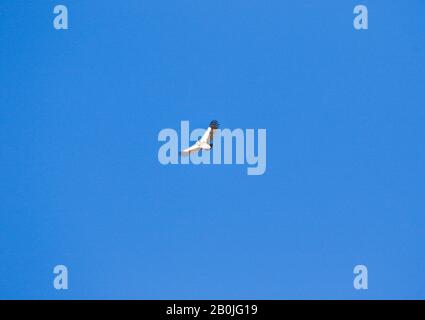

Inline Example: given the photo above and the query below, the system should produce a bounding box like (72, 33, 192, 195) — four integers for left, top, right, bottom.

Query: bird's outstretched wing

(200, 120, 219, 143)
(180, 143, 201, 155)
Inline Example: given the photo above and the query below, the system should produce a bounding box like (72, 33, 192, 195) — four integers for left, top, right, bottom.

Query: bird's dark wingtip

(209, 120, 219, 129)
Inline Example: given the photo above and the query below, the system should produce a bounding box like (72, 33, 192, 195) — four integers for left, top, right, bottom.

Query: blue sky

(1, 0, 425, 299)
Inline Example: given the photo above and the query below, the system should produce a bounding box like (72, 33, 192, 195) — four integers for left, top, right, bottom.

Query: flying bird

(181, 120, 219, 155)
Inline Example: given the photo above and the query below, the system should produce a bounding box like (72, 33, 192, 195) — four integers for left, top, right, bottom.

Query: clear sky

(1, 0, 424, 299)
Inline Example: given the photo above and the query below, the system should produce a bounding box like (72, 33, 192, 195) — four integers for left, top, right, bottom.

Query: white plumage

(181, 120, 219, 155)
